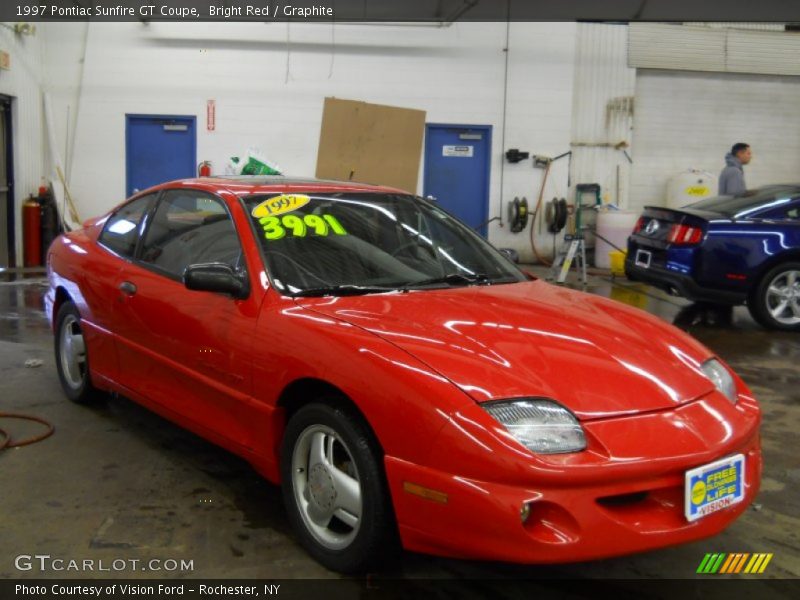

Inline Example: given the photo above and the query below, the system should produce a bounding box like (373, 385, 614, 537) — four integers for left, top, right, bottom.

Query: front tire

(280, 401, 396, 573)
(54, 301, 99, 403)
(748, 262, 800, 331)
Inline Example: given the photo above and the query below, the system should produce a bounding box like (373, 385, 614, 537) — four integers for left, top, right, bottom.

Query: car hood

(295, 280, 716, 420)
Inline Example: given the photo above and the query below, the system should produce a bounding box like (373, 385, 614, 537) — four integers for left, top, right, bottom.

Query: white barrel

(667, 169, 717, 209)
(595, 210, 639, 268)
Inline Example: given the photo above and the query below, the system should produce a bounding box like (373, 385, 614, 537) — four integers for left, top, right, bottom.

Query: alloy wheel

(290, 424, 363, 550)
(59, 314, 87, 390)
(765, 269, 800, 325)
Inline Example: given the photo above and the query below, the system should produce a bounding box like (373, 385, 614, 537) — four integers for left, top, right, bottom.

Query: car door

(91, 192, 159, 384)
(112, 188, 261, 449)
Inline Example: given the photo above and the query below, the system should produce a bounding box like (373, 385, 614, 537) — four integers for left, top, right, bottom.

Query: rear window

(686, 187, 800, 218)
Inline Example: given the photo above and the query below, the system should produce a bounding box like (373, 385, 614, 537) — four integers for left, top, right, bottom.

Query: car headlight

(483, 399, 586, 455)
(701, 358, 737, 404)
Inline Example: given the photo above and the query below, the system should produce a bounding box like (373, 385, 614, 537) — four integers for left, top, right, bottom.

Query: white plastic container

(667, 169, 717, 210)
(595, 210, 639, 269)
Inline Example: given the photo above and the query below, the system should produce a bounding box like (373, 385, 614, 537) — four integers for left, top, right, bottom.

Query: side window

(758, 197, 800, 220)
(139, 190, 242, 279)
(98, 194, 156, 258)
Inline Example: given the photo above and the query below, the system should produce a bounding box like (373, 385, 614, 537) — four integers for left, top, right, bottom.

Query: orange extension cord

(0, 412, 55, 450)
(530, 162, 553, 266)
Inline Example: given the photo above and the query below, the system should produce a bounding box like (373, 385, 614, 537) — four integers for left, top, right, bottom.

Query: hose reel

(509, 197, 529, 233)
(545, 197, 568, 233)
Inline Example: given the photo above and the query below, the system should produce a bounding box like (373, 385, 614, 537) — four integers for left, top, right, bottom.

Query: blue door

(125, 114, 196, 197)
(423, 124, 492, 236)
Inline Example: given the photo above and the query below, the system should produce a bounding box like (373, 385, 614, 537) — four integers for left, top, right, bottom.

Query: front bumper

(385, 431, 761, 564)
(625, 260, 746, 305)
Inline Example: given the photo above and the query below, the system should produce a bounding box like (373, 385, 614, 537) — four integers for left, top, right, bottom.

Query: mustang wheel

(748, 262, 800, 331)
(54, 301, 98, 403)
(280, 402, 395, 573)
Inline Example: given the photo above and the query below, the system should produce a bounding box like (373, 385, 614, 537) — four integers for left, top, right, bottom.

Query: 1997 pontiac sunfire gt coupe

(46, 177, 761, 572)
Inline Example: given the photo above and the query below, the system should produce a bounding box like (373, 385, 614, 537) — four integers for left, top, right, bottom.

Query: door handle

(119, 281, 137, 296)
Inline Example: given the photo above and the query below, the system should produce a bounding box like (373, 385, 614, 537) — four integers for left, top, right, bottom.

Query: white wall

(630, 69, 800, 210)
(0, 25, 46, 265)
(41, 22, 89, 183)
(570, 22, 635, 207)
(489, 22, 576, 260)
(43, 21, 577, 261)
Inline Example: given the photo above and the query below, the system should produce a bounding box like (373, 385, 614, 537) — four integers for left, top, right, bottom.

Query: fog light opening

(521, 501, 532, 524)
(521, 501, 581, 544)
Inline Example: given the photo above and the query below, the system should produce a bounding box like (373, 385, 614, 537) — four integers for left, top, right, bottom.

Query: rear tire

(54, 301, 99, 403)
(747, 262, 800, 331)
(280, 401, 396, 573)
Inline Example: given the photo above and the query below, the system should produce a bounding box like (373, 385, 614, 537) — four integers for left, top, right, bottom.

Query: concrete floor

(0, 268, 798, 585)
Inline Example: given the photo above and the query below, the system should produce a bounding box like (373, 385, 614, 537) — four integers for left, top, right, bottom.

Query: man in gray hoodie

(718, 143, 752, 195)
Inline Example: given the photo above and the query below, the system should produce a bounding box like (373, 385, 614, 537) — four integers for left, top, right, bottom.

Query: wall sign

(207, 99, 216, 131)
(442, 145, 473, 157)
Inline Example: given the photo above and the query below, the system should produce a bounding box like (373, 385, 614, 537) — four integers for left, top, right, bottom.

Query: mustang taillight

(667, 224, 703, 245)
(633, 216, 645, 233)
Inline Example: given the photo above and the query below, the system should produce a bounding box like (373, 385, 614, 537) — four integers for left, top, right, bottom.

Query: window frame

(762, 199, 800, 223)
(132, 188, 250, 287)
(97, 191, 160, 261)
(238, 191, 525, 297)
(758, 197, 800, 221)
(98, 186, 251, 294)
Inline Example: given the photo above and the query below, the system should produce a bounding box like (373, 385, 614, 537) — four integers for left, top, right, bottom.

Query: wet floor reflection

(0, 278, 51, 343)
(673, 303, 734, 329)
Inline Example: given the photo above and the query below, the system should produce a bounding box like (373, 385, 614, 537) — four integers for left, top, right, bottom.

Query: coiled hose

(0, 412, 55, 450)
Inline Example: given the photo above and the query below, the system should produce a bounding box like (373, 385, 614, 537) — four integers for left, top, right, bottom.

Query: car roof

(167, 176, 410, 196)
(749, 184, 800, 193)
(681, 184, 800, 218)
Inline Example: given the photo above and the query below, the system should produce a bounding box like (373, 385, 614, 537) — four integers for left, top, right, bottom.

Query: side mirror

(497, 247, 519, 263)
(184, 263, 248, 300)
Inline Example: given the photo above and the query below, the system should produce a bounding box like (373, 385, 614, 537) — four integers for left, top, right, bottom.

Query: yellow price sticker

(260, 213, 348, 241)
(251, 194, 311, 218)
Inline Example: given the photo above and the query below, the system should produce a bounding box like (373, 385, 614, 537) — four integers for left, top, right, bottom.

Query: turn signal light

(403, 481, 448, 504)
(667, 224, 703, 245)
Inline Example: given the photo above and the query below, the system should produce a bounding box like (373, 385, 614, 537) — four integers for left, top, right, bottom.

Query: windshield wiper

(293, 285, 400, 297)
(401, 273, 493, 289)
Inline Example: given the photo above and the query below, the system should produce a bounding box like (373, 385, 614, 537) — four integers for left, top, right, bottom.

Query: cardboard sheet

(315, 97, 426, 193)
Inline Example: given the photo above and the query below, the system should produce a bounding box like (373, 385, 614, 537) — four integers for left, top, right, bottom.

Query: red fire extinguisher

(198, 161, 212, 177)
(23, 193, 43, 268)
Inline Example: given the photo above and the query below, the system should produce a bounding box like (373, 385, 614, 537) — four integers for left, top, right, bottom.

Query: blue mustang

(625, 185, 800, 331)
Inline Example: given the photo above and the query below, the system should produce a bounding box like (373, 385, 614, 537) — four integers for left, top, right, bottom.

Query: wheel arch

(275, 376, 401, 570)
(749, 250, 800, 297)
(275, 377, 385, 453)
(51, 286, 74, 330)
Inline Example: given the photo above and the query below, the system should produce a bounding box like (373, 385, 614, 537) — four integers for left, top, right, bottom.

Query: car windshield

(243, 192, 526, 296)
(686, 186, 800, 218)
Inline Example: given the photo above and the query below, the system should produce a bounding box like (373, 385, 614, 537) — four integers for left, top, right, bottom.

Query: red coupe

(46, 177, 762, 572)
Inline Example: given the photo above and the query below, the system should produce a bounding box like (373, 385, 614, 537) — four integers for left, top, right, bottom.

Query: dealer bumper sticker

(685, 453, 745, 522)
